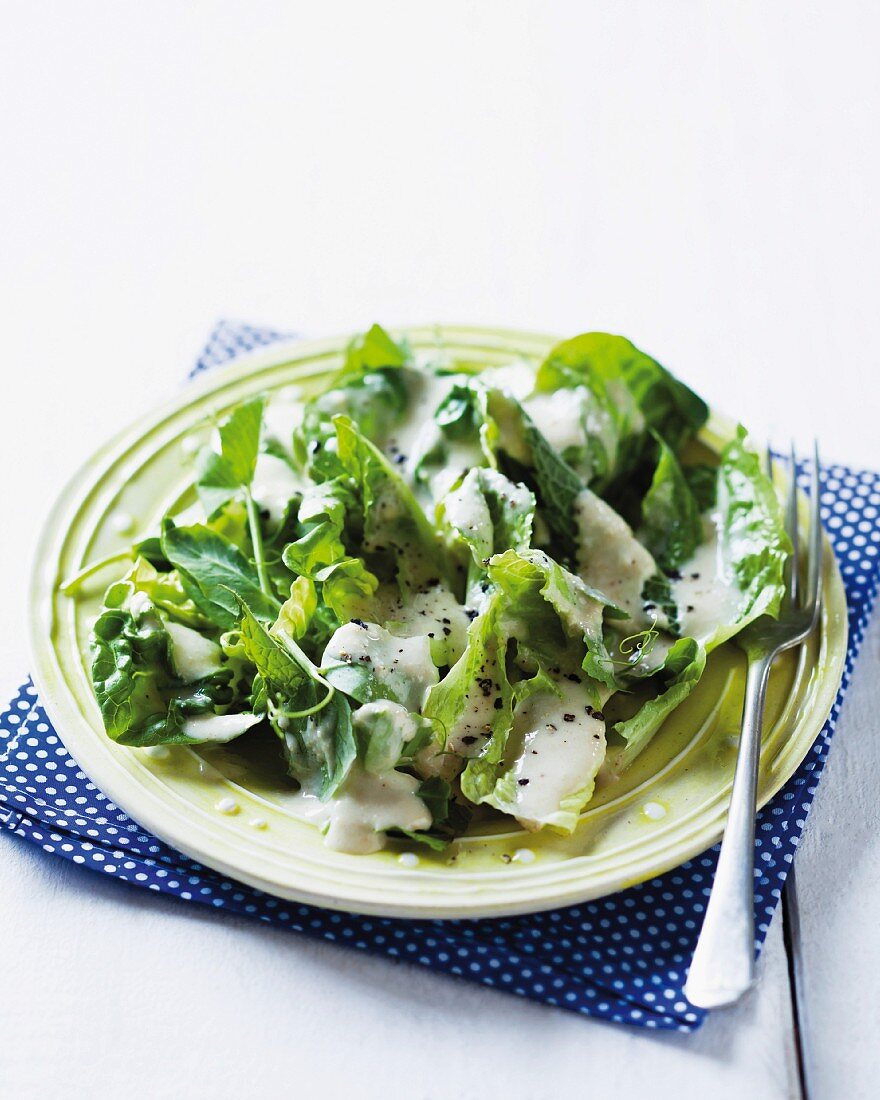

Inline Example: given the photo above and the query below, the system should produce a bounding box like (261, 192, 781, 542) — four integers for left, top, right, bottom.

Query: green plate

(28, 327, 849, 918)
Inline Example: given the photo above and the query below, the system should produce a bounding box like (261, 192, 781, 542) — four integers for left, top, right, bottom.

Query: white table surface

(1, 4, 878, 1097)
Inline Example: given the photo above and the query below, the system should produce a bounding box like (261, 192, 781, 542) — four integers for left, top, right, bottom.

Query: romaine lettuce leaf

(332, 415, 448, 590)
(424, 594, 512, 783)
(282, 478, 356, 577)
(708, 426, 791, 645)
(472, 668, 607, 833)
(487, 548, 618, 654)
(539, 332, 707, 459)
(611, 430, 790, 765)
(442, 467, 534, 572)
(321, 620, 439, 712)
(612, 637, 706, 768)
(640, 437, 703, 572)
(486, 389, 586, 563)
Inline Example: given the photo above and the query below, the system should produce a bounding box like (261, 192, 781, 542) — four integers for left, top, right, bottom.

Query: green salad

(70, 325, 791, 854)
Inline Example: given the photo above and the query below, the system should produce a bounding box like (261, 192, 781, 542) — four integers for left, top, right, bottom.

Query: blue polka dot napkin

(3, 322, 879, 1032)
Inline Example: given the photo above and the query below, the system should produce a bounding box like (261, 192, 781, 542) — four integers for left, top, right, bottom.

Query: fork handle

(684, 651, 773, 1008)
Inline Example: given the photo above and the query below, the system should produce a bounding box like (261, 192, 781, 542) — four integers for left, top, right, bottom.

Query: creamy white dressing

(384, 369, 460, 479)
(511, 847, 535, 864)
(443, 468, 533, 567)
(182, 712, 263, 743)
(262, 388, 304, 447)
(322, 622, 439, 712)
(368, 582, 470, 666)
(290, 762, 431, 854)
(128, 590, 154, 618)
(355, 699, 425, 774)
(251, 452, 302, 523)
(506, 679, 606, 830)
(522, 388, 588, 455)
(443, 475, 492, 550)
(478, 360, 536, 399)
(425, 439, 485, 504)
(164, 621, 222, 683)
(673, 515, 743, 644)
(574, 488, 659, 625)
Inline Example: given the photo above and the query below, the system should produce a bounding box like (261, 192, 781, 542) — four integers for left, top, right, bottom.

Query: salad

(69, 325, 791, 855)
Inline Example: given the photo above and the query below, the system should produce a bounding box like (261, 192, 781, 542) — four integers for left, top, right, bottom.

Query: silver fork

(684, 443, 823, 1009)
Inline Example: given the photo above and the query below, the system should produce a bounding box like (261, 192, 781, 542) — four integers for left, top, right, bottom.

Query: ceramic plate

(29, 327, 848, 918)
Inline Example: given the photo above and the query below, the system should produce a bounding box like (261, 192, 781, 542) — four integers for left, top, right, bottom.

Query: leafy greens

(73, 324, 791, 855)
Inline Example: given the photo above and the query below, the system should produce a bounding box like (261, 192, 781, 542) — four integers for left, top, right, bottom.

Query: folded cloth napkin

(3, 322, 879, 1032)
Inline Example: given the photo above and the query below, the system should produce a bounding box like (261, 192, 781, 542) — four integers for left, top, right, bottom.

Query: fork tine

(784, 441, 799, 604)
(805, 440, 823, 626)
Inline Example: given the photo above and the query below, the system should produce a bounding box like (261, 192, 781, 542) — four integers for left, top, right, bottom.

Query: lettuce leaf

(424, 594, 512, 785)
(540, 332, 707, 456)
(708, 426, 791, 646)
(333, 415, 448, 590)
(343, 323, 410, 376)
(612, 430, 789, 765)
(195, 397, 265, 517)
(161, 520, 280, 629)
(321, 621, 439, 712)
(282, 478, 356, 577)
(282, 691, 356, 799)
(613, 637, 706, 767)
(640, 437, 703, 572)
(487, 389, 586, 563)
(353, 700, 435, 774)
(442, 467, 534, 572)
(89, 590, 235, 747)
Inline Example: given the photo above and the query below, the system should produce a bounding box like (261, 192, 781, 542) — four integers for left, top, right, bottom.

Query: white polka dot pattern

(1, 323, 878, 1033)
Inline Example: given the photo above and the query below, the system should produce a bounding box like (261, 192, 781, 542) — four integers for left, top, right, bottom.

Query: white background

(1, 4, 879, 1098)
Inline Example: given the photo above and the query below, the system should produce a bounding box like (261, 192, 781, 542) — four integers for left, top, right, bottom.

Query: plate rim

(27, 325, 850, 918)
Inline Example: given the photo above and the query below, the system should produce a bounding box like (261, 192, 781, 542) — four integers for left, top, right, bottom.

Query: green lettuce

(161, 519, 280, 629)
(707, 426, 791, 646)
(89, 589, 235, 747)
(640, 437, 703, 573)
(613, 637, 707, 767)
(332, 415, 448, 590)
(442, 468, 534, 593)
